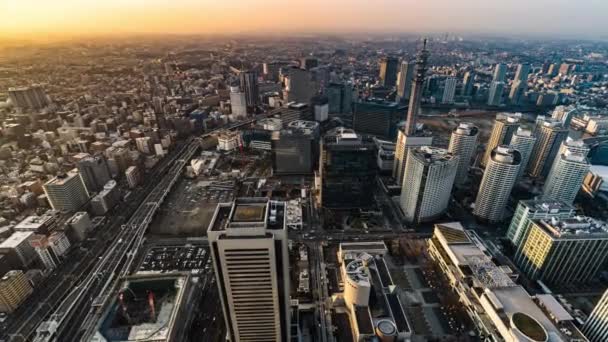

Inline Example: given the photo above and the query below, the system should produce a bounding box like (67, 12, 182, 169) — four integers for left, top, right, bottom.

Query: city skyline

(2, 0, 608, 41)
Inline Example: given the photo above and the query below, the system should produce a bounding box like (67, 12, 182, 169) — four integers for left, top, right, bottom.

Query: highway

(3, 140, 194, 342)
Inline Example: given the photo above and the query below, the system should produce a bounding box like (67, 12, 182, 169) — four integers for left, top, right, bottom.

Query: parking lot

(138, 245, 211, 274)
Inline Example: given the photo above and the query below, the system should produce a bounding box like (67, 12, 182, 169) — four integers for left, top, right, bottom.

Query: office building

(399, 147, 458, 223)
(441, 77, 457, 104)
(379, 56, 399, 87)
(513, 63, 531, 82)
(508, 79, 526, 105)
(0, 232, 37, 269)
(542, 149, 589, 204)
(271, 120, 319, 175)
(509, 128, 536, 180)
(396, 61, 414, 102)
(353, 99, 403, 139)
(30, 234, 59, 270)
(374, 138, 395, 173)
(515, 216, 608, 286)
(583, 289, 608, 342)
(528, 117, 569, 178)
(474, 146, 521, 223)
(239, 71, 260, 108)
(207, 198, 290, 342)
(326, 82, 353, 114)
(77, 154, 112, 193)
(461, 71, 474, 97)
(428, 222, 586, 342)
(487, 81, 505, 106)
(320, 128, 376, 209)
(92, 274, 196, 342)
(482, 113, 521, 167)
(8, 85, 50, 109)
(311, 95, 329, 122)
(43, 169, 90, 213)
(283, 67, 318, 103)
(493, 63, 507, 82)
(125, 166, 141, 189)
(337, 242, 411, 341)
(230, 86, 248, 116)
(448, 122, 479, 185)
(506, 200, 575, 248)
(393, 40, 434, 187)
(0, 270, 33, 313)
(300, 57, 318, 70)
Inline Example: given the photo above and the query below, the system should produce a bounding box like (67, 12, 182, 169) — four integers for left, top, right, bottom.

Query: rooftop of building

(14, 214, 56, 230)
(94, 274, 189, 342)
(209, 197, 285, 232)
(0, 231, 34, 249)
(324, 127, 374, 147)
(496, 112, 522, 123)
(560, 149, 588, 163)
(45, 169, 80, 186)
(519, 199, 575, 213)
(453, 122, 479, 136)
(216, 130, 240, 140)
(513, 127, 533, 138)
(490, 145, 521, 165)
(536, 216, 608, 238)
(411, 146, 455, 164)
(0, 270, 24, 283)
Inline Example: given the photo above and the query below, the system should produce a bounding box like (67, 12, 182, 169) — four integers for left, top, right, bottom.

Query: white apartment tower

(509, 128, 536, 181)
(542, 148, 590, 204)
(400, 146, 458, 223)
(481, 113, 521, 167)
(448, 123, 478, 186)
(207, 198, 290, 342)
(474, 146, 521, 223)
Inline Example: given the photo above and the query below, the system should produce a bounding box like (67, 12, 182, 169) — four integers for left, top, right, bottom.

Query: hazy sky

(1, 0, 607, 39)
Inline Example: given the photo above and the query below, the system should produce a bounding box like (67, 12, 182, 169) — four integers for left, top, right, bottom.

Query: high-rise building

(320, 128, 376, 209)
(399, 147, 458, 223)
(559, 63, 572, 75)
(487, 81, 505, 106)
(353, 99, 403, 139)
(393, 40, 434, 186)
(428, 222, 586, 342)
(461, 71, 474, 97)
(396, 61, 414, 102)
(542, 149, 589, 204)
(583, 289, 608, 342)
(283, 67, 318, 103)
(393, 128, 433, 187)
(207, 198, 290, 342)
(230, 86, 248, 116)
(505, 200, 575, 248)
(474, 146, 521, 223)
(547, 63, 559, 77)
(527, 117, 569, 178)
(514, 216, 608, 286)
(300, 57, 318, 70)
(326, 82, 353, 114)
(492, 63, 507, 82)
(0, 270, 33, 313)
(77, 155, 112, 194)
(43, 169, 90, 213)
(559, 138, 590, 156)
(448, 123, 479, 186)
(481, 113, 521, 167)
(508, 128, 536, 181)
(239, 71, 260, 108)
(551, 105, 576, 127)
(513, 63, 531, 82)
(271, 120, 319, 175)
(508, 79, 526, 105)
(311, 94, 329, 122)
(379, 56, 399, 87)
(441, 77, 457, 104)
(8, 85, 50, 109)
